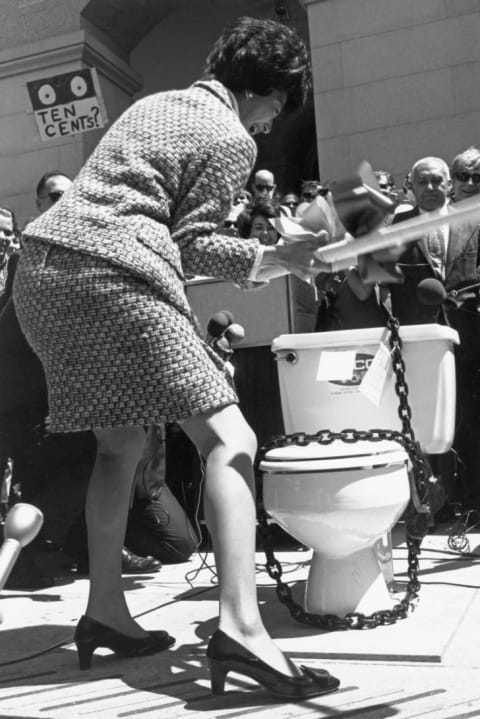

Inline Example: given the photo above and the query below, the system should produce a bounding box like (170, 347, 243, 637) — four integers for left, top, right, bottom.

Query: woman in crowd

(451, 146, 480, 202)
(237, 198, 281, 245)
(13, 16, 339, 699)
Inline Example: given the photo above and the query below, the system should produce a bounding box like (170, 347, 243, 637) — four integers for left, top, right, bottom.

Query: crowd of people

(1, 12, 480, 702)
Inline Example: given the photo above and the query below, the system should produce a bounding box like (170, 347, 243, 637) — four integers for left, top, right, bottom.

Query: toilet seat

(260, 439, 408, 473)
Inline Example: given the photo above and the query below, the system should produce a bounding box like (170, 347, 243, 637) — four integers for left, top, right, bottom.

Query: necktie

(427, 228, 445, 277)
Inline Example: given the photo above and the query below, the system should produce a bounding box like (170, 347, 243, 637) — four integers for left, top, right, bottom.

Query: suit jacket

(389, 205, 480, 329)
(314, 270, 386, 331)
(21, 80, 260, 321)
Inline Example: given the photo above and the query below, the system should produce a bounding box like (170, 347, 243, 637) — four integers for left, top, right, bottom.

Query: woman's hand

(261, 231, 331, 282)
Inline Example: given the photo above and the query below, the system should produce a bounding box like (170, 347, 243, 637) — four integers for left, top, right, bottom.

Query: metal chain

(255, 314, 434, 630)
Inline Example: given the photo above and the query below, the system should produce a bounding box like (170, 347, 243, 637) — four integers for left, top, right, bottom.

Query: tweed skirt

(13, 239, 238, 432)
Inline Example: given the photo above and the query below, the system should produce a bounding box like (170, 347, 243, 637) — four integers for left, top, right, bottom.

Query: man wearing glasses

(451, 146, 480, 202)
(300, 179, 328, 203)
(387, 156, 480, 520)
(0, 207, 20, 297)
(36, 171, 73, 214)
(250, 168, 276, 202)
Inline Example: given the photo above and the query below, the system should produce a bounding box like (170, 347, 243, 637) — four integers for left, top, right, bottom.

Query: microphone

(417, 278, 480, 310)
(206, 311, 245, 362)
(0, 504, 44, 615)
(416, 278, 447, 307)
(207, 310, 234, 340)
(225, 323, 245, 344)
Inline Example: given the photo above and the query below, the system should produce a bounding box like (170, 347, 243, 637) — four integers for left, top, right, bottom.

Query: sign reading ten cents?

(26, 68, 108, 141)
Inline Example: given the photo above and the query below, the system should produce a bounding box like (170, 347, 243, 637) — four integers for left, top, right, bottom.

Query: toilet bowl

(261, 439, 410, 615)
(260, 324, 459, 616)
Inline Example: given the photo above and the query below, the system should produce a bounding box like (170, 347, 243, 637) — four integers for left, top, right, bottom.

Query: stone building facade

(1, 0, 479, 226)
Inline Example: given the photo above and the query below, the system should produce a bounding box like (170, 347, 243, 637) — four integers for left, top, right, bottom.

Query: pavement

(1, 517, 480, 719)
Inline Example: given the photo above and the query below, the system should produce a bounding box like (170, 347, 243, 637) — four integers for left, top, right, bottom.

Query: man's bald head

(251, 169, 276, 200)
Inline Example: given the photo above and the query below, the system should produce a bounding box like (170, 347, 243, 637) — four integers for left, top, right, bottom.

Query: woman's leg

(84, 425, 148, 637)
(182, 404, 300, 676)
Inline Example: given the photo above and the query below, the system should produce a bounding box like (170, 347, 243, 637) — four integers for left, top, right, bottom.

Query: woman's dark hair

(203, 16, 311, 113)
(237, 199, 280, 238)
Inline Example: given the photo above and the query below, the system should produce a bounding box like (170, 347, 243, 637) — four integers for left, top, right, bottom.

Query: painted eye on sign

(26, 68, 108, 141)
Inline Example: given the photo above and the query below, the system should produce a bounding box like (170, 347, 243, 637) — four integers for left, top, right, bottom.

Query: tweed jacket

(23, 80, 260, 320)
(389, 205, 480, 326)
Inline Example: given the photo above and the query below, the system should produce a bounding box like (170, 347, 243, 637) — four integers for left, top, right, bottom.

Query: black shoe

(4, 548, 55, 590)
(121, 547, 162, 574)
(65, 546, 161, 575)
(206, 630, 340, 700)
(74, 614, 175, 670)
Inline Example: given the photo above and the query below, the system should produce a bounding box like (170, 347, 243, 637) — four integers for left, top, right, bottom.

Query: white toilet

(260, 324, 459, 616)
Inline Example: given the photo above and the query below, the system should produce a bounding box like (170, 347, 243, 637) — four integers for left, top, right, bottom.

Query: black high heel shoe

(207, 629, 340, 700)
(74, 615, 175, 670)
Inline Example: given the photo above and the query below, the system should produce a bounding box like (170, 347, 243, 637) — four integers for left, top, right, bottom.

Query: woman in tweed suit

(13, 17, 339, 697)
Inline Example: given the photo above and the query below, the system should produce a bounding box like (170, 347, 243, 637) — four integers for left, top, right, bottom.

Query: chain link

(255, 314, 432, 630)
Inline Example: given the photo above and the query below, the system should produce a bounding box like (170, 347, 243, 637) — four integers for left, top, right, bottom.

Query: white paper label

(316, 350, 356, 381)
(359, 342, 392, 405)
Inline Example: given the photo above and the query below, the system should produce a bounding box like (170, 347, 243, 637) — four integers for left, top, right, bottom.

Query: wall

(5, 0, 479, 222)
(0, 1, 142, 226)
(303, 0, 480, 187)
(1, 0, 311, 225)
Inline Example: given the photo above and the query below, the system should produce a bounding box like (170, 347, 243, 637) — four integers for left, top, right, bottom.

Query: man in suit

(389, 156, 479, 323)
(388, 156, 480, 513)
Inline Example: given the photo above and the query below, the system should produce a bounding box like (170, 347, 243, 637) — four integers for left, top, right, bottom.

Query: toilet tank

(272, 324, 459, 454)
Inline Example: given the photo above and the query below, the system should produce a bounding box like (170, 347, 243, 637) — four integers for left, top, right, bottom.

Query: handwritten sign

(26, 68, 108, 141)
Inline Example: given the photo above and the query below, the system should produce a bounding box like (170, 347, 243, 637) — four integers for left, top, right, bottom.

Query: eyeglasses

(224, 220, 237, 228)
(302, 188, 329, 201)
(40, 190, 65, 203)
(455, 172, 480, 184)
(255, 185, 274, 192)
